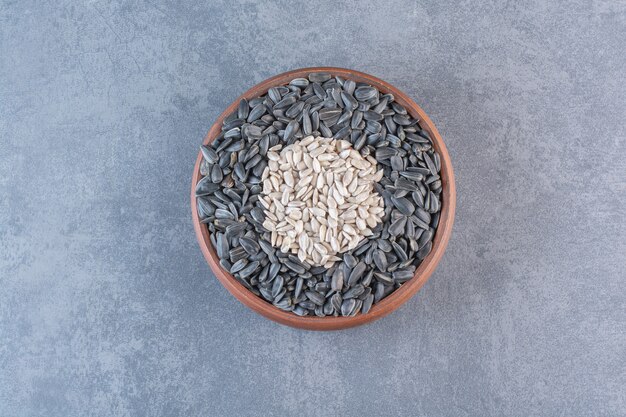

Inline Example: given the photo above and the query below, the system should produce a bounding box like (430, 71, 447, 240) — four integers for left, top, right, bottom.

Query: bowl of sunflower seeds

(191, 67, 455, 330)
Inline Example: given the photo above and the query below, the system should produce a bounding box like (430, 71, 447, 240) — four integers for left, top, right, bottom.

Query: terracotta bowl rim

(191, 66, 456, 330)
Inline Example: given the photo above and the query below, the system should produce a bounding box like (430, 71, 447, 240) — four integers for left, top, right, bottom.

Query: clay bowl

(191, 67, 456, 330)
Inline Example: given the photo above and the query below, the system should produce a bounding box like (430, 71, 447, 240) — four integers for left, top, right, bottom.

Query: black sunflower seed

(391, 196, 415, 215)
(318, 108, 342, 121)
(389, 216, 407, 236)
(247, 104, 266, 122)
(391, 155, 404, 171)
(341, 92, 358, 110)
(274, 95, 296, 109)
(198, 196, 216, 216)
(417, 229, 433, 248)
(319, 122, 333, 137)
(399, 171, 423, 182)
(305, 291, 325, 306)
(424, 152, 438, 175)
(392, 241, 408, 261)
(334, 125, 351, 140)
(285, 261, 305, 274)
(216, 232, 229, 258)
(285, 101, 305, 118)
(354, 86, 378, 101)
(375, 147, 397, 160)
(290, 77, 309, 88)
(363, 110, 383, 121)
(195, 176, 219, 196)
(239, 237, 260, 255)
(373, 272, 393, 285)
(393, 269, 414, 283)
(201, 145, 219, 163)
(373, 250, 388, 272)
(416, 241, 432, 260)
(215, 208, 235, 220)
(361, 294, 374, 314)
(377, 239, 392, 252)
(393, 114, 411, 125)
(348, 262, 366, 287)
(341, 298, 357, 316)
(283, 120, 299, 141)
(210, 164, 224, 183)
(302, 110, 312, 135)
(331, 268, 344, 292)
(343, 284, 365, 299)
(230, 259, 248, 274)
(365, 120, 381, 134)
(271, 275, 284, 298)
(308, 72, 331, 83)
(268, 262, 281, 281)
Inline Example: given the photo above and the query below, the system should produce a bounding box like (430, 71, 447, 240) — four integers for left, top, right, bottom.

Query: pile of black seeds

(195, 72, 442, 317)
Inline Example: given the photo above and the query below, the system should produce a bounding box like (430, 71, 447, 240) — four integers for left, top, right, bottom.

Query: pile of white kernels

(260, 135, 385, 267)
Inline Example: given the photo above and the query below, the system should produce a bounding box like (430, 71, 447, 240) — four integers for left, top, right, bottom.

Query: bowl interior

(191, 67, 456, 330)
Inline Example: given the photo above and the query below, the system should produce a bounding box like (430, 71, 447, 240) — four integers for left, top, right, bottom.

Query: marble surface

(1, 1, 625, 416)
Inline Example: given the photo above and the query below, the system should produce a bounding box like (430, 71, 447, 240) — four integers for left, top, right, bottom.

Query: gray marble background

(1, 1, 625, 416)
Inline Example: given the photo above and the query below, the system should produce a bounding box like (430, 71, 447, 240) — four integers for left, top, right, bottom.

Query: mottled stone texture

(1, 1, 625, 416)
